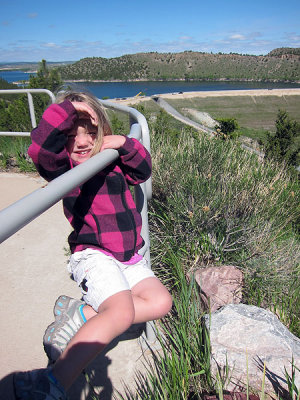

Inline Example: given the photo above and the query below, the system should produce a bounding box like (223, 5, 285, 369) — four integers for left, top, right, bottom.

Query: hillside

(56, 48, 300, 82)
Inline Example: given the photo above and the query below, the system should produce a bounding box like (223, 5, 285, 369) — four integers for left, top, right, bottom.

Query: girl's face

(66, 120, 97, 164)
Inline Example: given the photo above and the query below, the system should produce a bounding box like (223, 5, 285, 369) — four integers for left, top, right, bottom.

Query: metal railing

(0, 89, 156, 341)
(0, 89, 56, 136)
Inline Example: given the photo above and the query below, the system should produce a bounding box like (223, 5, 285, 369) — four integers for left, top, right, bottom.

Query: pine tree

(265, 110, 300, 167)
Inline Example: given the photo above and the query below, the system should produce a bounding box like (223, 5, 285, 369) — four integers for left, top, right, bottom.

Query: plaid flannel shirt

(28, 100, 152, 262)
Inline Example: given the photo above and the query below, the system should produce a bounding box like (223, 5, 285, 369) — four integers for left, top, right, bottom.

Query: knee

(153, 290, 173, 319)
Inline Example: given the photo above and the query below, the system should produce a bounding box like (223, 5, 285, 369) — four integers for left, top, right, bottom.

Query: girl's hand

(71, 102, 98, 126)
(101, 135, 126, 151)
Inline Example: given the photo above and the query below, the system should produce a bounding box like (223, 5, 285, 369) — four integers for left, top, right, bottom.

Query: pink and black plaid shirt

(28, 100, 152, 262)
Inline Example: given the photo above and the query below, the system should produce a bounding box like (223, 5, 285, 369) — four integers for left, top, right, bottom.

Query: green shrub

(264, 109, 300, 167)
(215, 117, 240, 139)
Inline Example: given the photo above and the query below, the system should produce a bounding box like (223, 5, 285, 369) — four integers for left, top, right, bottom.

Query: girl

(14, 91, 172, 400)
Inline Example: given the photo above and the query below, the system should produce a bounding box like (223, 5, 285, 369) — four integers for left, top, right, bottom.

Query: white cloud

(229, 34, 246, 40)
(284, 33, 300, 45)
(42, 42, 60, 48)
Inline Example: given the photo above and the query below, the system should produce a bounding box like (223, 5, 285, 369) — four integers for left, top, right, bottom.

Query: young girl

(14, 91, 172, 400)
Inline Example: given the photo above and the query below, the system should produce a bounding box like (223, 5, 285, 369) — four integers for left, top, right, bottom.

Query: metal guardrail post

(0, 89, 157, 343)
(27, 92, 37, 128)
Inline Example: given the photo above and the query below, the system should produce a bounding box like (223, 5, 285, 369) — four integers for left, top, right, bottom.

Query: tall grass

(0, 136, 36, 172)
(149, 127, 299, 336)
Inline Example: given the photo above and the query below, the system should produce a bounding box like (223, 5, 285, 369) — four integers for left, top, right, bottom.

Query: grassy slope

(162, 95, 300, 130)
(131, 94, 300, 148)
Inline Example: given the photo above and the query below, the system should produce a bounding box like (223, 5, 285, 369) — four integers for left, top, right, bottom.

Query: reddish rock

(193, 265, 243, 312)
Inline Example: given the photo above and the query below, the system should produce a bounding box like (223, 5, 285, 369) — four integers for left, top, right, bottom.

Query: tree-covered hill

(267, 47, 300, 57)
(56, 48, 300, 82)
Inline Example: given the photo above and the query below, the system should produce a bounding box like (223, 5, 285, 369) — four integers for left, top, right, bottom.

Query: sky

(1, 0, 300, 62)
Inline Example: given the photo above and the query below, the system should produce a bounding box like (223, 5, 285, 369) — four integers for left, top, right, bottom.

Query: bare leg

(52, 290, 135, 390)
(130, 277, 172, 323)
(52, 278, 172, 391)
(81, 277, 172, 324)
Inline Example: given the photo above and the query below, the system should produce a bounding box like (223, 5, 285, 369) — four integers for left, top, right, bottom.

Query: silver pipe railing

(0, 89, 156, 341)
(0, 89, 56, 136)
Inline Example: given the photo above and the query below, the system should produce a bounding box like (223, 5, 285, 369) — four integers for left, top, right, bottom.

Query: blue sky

(1, 0, 299, 62)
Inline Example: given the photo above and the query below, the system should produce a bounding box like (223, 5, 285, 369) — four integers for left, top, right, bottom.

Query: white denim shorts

(67, 248, 155, 311)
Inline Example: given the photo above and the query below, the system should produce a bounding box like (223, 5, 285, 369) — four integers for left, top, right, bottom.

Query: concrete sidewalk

(0, 172, 153, 400)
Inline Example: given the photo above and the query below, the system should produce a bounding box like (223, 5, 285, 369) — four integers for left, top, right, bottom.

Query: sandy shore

(115, 88, 300, 105)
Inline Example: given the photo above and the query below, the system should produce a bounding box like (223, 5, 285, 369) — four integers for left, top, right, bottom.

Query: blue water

(0, 70, 36, 83)
(1, 69, 299, 98)
(76, 80, 300, 99)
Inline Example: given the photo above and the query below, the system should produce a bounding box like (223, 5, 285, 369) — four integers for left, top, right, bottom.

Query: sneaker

(43, 295, 86, 363)
(13, 368, 67, 400)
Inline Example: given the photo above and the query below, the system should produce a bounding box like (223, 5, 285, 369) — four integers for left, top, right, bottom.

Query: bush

(264, 109, 300, 167)
(215, 117, 240, 139)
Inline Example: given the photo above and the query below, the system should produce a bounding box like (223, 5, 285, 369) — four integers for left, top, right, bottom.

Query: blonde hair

(56, 90, 112, 156)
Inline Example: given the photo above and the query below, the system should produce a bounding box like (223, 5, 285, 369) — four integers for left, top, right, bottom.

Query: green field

(165, 95, 300, 131)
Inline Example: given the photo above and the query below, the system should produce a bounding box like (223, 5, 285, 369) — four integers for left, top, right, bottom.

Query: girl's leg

(52, 278, 171, 390)
(131, 277, 172, 323)
(81, 277, 172, 324)
(52, 290, 135, 390)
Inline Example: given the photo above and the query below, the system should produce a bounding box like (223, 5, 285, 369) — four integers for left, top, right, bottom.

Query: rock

(204, 304, 300, 398)
(182, 108, 219, 128)
(8, 156, 17, 167)
(193, 265, 243, 312)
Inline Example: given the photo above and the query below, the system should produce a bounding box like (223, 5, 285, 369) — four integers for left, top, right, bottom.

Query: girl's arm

(28, 100, 77, 181)
(101, 135, 152, 184)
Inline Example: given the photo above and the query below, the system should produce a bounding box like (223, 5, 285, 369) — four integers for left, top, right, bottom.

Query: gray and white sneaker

(13, 367, 67, 400)
(43, 295, 86, 363)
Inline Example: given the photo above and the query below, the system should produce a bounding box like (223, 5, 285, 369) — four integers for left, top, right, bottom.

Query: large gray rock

(205, 304, 300, 398)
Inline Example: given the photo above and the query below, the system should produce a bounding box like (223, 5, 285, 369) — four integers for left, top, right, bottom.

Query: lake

(0, 70, 37, 84)
(1, 69, 300, 99)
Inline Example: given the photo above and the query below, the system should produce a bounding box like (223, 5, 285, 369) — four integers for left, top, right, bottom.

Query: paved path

(0, 172, 152, 400)
(152, 96, 216, 136)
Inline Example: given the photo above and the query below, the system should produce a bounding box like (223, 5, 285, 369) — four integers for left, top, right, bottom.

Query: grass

(149, 125, 299, 327)
(0, 136, 36, 172)
(284, 359, 300, 400)
(165, 95, 300, 131)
